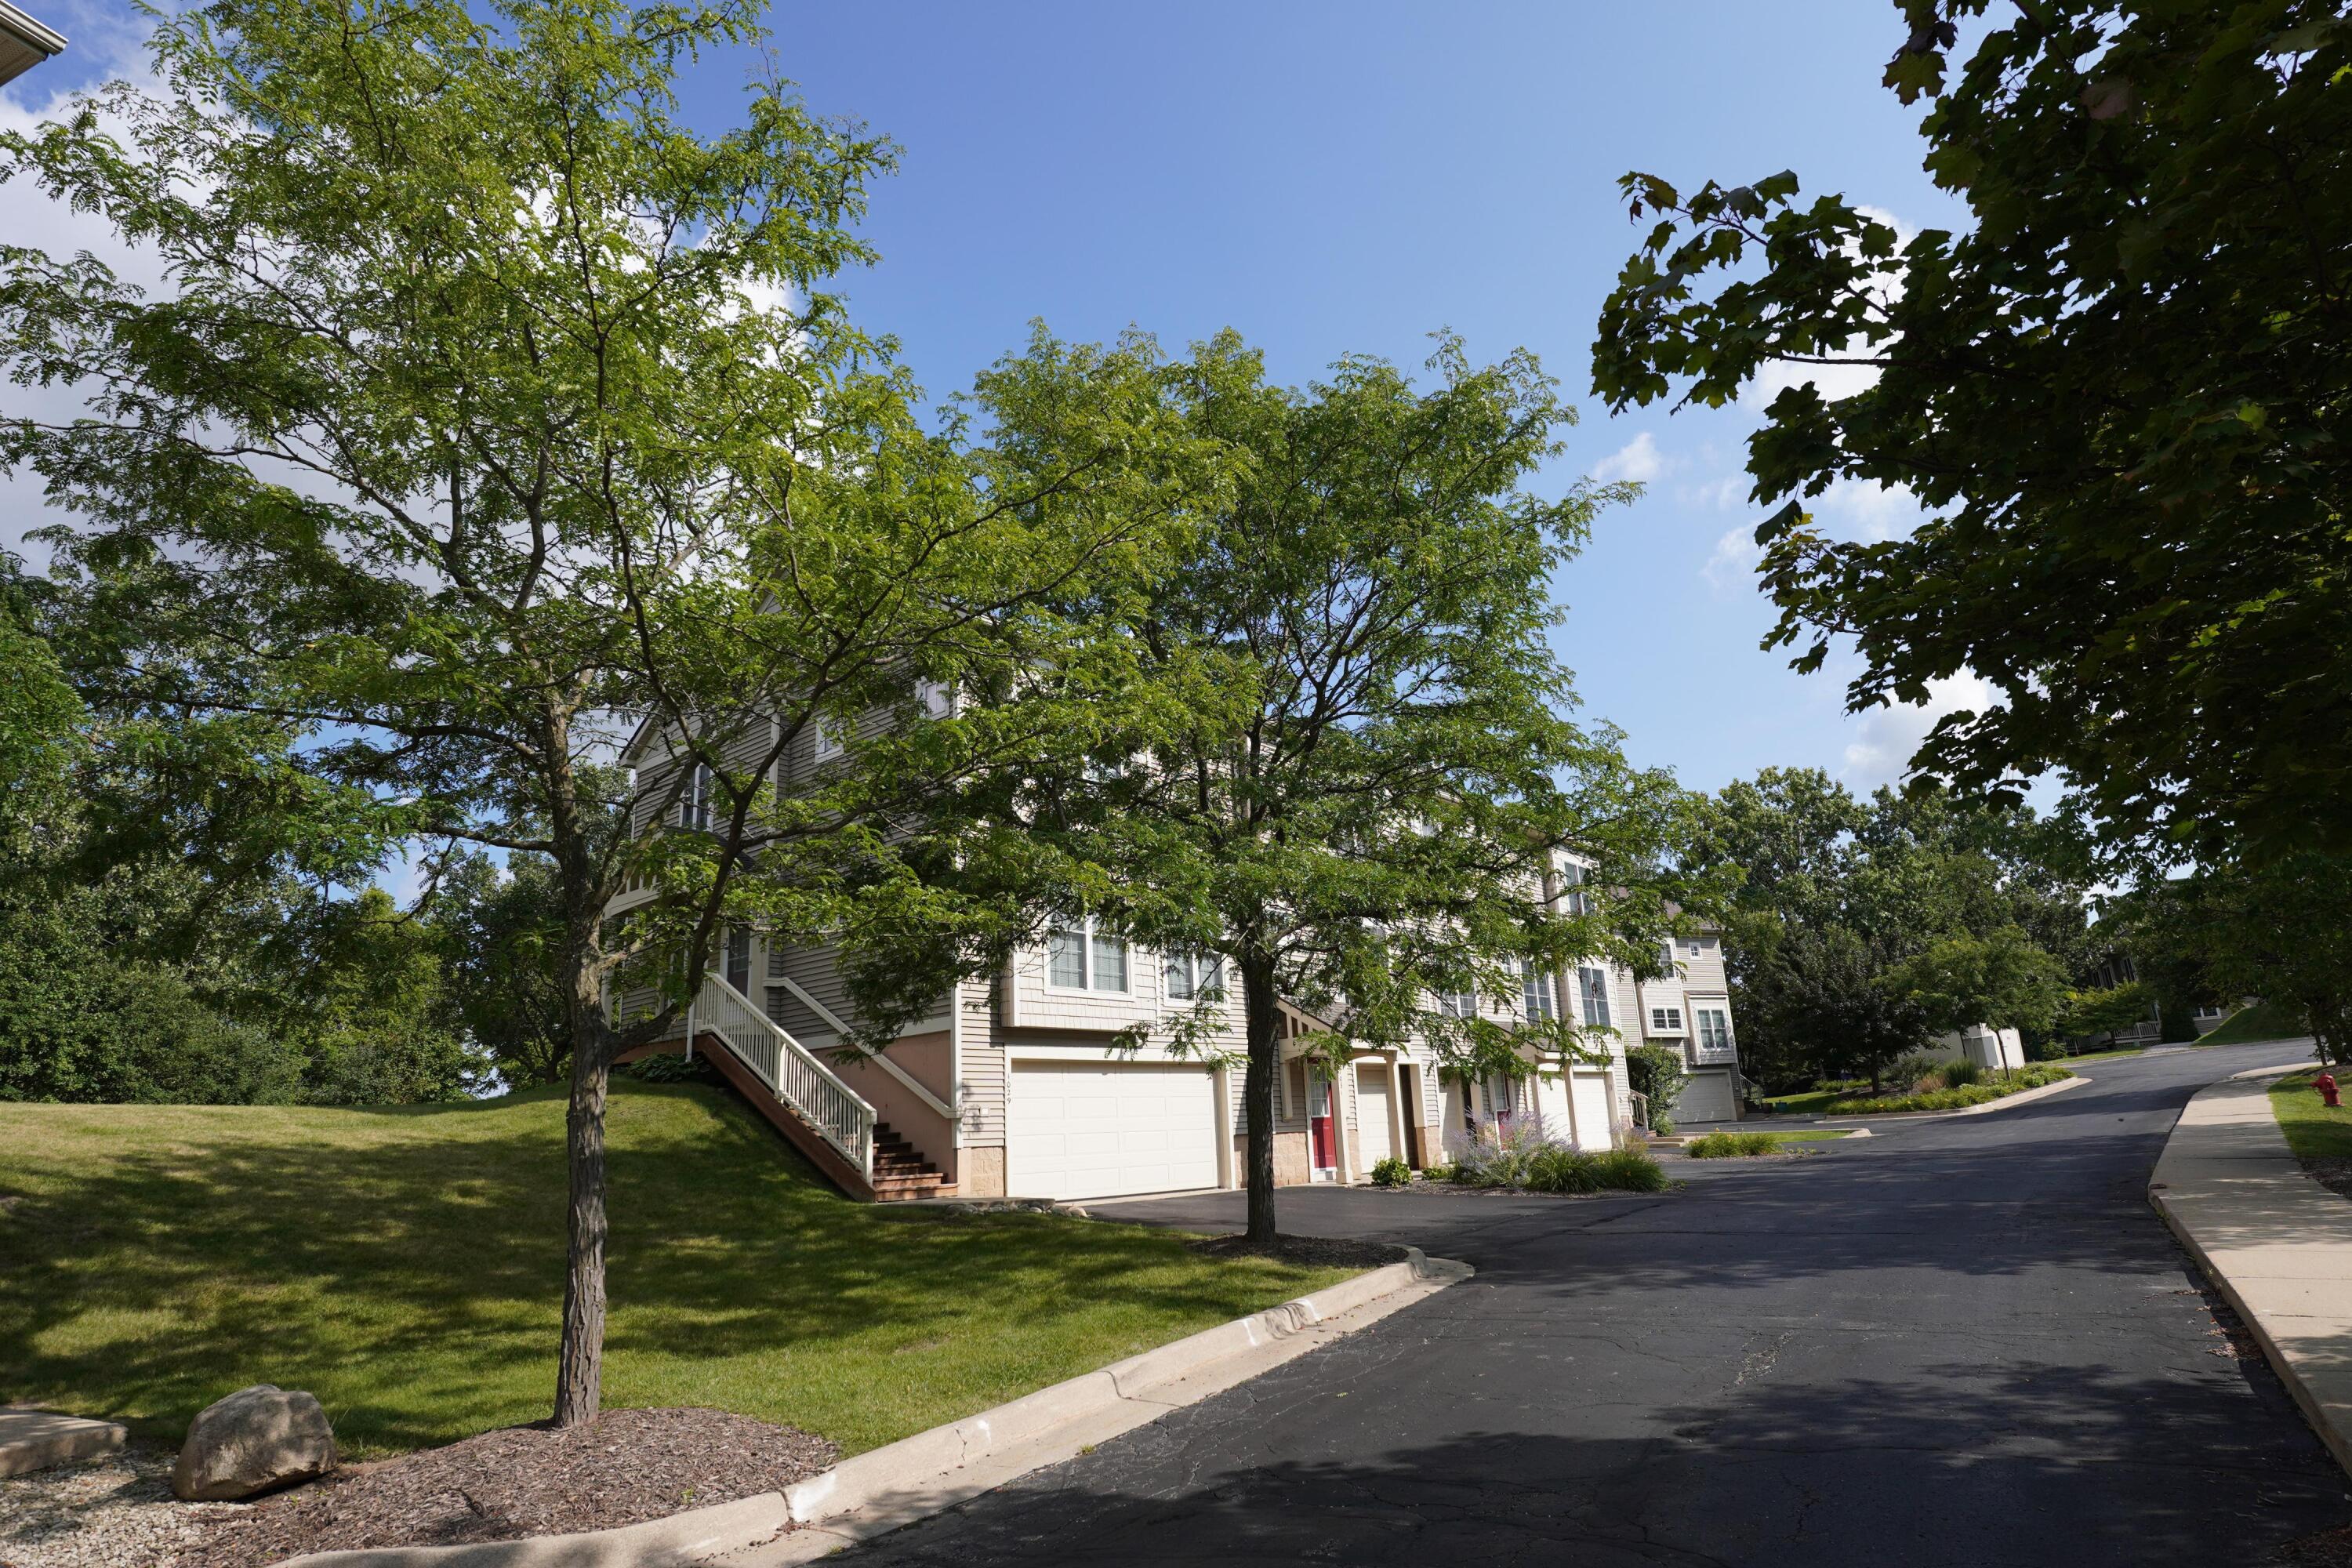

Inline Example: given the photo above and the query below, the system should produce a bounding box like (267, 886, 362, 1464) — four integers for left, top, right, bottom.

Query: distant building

(0, 1, 65, 87)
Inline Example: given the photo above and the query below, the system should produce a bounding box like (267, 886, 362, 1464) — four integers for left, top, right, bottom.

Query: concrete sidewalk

(2150, 1062, 2352, 1479)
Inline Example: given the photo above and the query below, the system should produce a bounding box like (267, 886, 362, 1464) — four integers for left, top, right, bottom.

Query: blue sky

(5, 0, 1975, 801)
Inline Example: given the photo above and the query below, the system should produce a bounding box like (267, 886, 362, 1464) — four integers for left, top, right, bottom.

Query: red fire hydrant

(2318, 1072, 2341, 1109)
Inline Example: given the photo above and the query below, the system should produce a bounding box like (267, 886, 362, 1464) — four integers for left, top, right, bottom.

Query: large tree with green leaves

(1695, 768, 2090, 1089)
(1593, 2, 2351, 867)
(1, 0, 1193, 1425)
(916, 331, 1709, 1243)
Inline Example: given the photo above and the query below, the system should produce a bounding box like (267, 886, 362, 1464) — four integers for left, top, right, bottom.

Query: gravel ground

(0, 1447, 240, 1568)
(179, 1408, 835, 1568)
(2, 1408, 836, 1568)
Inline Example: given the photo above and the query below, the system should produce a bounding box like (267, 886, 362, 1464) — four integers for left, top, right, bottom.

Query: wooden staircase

(870, 1122, 947, 1201)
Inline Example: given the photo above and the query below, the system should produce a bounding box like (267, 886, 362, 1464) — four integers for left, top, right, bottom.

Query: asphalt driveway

(843, 1041, 2350, 1566)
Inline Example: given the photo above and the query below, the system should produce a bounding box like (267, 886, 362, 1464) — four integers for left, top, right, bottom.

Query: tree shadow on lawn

(0, 1084, 1322, 1455)
(838, 1352, 2352, 1567)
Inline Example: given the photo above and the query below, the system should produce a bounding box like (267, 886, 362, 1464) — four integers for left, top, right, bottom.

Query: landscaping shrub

(1446, 1116, 1560, 1187)
(1420, 1160, 1460, 1184)
(1824, 1064, 2071, 1115)
(1685, 1131, 1781, 1159)
(1523, 1144, 1599, 1194)
(1588, 1146, 1669, 1192)
(1942, 1058, 1984, 1089)
(1369, 1155, 1411, 1188)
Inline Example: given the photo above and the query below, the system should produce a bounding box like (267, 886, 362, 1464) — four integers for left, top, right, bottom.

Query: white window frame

(1436, 987, 1478, 1020)
(916, 679, 953, 719)
(1693, 1005, 1733, 1058)
(679, 761, 714, 832)
(1559, 862, 1592, 916)
(1045, 917, 1131, 996)
(1577, 966, 1612, 1029)
(1164, 949, 1223, 1002)
(1649, 1005, 1686, 1036)
(1519, 957, 1557, 1022)
(812, 717, 844, 762)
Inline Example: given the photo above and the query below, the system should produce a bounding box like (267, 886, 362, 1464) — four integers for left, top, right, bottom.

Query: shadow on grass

(0, 1084, 1327, 1455)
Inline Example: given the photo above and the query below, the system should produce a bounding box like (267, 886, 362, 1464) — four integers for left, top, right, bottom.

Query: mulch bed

(2300, 1156, 2352, 1204)
(176, 1407, 836, 1568)
(1185, 1233, 1406, 1269)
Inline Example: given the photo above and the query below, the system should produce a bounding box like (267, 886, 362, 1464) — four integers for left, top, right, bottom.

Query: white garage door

(1570, 1071, 1617, 1149)
(1355, 1064, 1393, 1174)
(1678, 1068, 1738, 1125)
(1008, 1060, 1219, 1200)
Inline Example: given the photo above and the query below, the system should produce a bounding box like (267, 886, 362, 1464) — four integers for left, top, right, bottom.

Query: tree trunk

(553, 1008, 613, 1428)
(1239, 946, 1281, 1244)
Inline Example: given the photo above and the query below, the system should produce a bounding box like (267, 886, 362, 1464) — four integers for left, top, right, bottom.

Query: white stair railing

(691, 971, 876, 1181)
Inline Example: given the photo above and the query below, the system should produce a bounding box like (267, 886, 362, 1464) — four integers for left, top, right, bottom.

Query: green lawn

(1759, 1087, 1847, 1117)
(1757, 1128, 1853, 1143)
(0, 1083, 1350, 1459)
(2270, 1070, 2352, 1164)
(2060, 1043, 2149, 1065)
(2204, 1000, 2309, 1047)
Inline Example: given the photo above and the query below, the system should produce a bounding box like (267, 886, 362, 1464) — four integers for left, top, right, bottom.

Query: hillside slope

(0, 1080, 1344, 1456)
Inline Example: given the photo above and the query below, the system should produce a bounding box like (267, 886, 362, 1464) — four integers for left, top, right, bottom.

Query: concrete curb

(284, 1248, 1470, 1568)
(0, 1409, 126, 1478)
(2147, 1060, 2352, 1482)
(287, 1492, 793, 1567)
(1820, 1071, 2089, 1125)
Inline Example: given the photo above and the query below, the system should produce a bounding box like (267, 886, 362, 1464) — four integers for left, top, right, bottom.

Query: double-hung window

(1165, 949, 1223, 1001)
(1519, 957, 1557, 1022)
(1649, 1005, 1685, 1036)
(1694, 1006, 1733, 1058)
(679, 763, 714, 832)
(1577, 966, 1611, 1028)
(1436, 987, 1477, 1019)
(1047, 918, 1130, 993)
(724, 925, 753, 994)
(1560, 862, 1592, 916)
(811, 717, 844, 762)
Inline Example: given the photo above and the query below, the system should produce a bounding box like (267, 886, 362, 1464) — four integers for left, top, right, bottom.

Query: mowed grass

(2205, 1000, 2309, 1047)
(0, 1083, 1351, 1459)
(2270, 1070, 2352, 1164)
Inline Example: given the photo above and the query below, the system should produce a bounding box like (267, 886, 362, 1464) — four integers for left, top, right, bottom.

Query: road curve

(840, 1041, 2350, 1567)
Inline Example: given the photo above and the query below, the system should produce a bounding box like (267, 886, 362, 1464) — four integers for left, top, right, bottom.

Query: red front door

(1308, 1074, 1335, 1172)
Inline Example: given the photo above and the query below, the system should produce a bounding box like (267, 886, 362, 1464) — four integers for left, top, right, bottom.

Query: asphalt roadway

(843, 1041, 2350, 1566)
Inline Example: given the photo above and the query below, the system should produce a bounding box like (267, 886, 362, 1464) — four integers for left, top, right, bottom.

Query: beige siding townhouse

(608, 699, 1449, 1203)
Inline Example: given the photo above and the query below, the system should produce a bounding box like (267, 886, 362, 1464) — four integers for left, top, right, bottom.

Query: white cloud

(1738, 203, 1918, 415)
(1684, 472, 1748, 512)
(1700, 524, 1762, 597)
(1840, 670, 1991, 790)
(1591, 430, 1663, 485)
(2, 21, 173, 568)
(1814, 476, 1922, 542)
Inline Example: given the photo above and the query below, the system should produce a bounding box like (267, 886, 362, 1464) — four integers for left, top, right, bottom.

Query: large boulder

(172, 1384, 337, 1501)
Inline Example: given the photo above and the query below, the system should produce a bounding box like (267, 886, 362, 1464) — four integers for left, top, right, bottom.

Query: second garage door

(1007, 1059, 1220, 1200)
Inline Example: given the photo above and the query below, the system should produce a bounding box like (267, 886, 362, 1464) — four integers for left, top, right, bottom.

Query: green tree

(1592, 3, 2352, 867)
(916, 331, 1709, 1243)
(1694, 769, 2090, 1089)
(431, 852, 575, 1089)
(1882, 926, 2069, 1038)
(2, 0, 1190, 1425)
(2126, 859, 2350, 1064)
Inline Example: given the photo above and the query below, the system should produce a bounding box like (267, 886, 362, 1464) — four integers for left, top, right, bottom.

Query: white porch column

(1385, 1051, 1408, 1169)
(1331, 1060, 1356, 1185)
